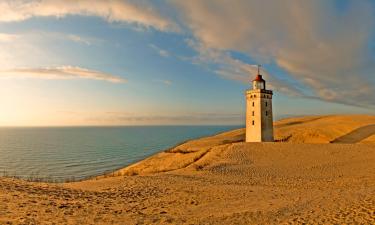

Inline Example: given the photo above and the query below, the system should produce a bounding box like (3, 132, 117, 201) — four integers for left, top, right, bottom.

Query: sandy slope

(116, 115, 375, 176)
(275, 115, 375, 143)
(0, 115, 374, 224)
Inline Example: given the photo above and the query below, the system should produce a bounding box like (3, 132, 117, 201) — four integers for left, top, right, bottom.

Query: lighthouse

(245, 65, 274, 142)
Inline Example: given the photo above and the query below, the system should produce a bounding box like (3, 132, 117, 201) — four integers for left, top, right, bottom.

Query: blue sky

(0, 0, 374, 126)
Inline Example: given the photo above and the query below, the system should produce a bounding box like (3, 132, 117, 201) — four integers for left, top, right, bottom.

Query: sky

(0, 0, 375, 126)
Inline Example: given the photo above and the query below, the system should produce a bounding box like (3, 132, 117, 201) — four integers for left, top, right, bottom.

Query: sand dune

(331, 124, 375, 143)
(0, 115, 374, 224)
(275, 115, 375, 143)
(116, 115, 375, 176)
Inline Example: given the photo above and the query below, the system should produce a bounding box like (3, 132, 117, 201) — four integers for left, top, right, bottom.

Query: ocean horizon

(0, 125, 241, 182)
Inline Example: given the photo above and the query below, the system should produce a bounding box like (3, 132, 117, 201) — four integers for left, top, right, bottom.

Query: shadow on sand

(275, 116, 324, 128)
(330, 124, 375, 143)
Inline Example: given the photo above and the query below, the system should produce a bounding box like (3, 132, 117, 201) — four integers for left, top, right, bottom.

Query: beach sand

(0, 115, 374, 224)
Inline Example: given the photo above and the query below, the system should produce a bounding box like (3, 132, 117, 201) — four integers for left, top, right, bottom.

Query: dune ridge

(115, 114, 375, 176)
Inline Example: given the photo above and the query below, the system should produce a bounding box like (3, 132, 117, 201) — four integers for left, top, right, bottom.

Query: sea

(0, 126, 240, 182)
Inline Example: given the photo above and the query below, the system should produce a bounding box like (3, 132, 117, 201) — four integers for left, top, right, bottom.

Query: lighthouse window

(252, 102, 254, 107)
(252, 120, 254, 125)
(266, 102, 268, 107)
(252, 111, 254, 116)
(266, 111, 268, 116)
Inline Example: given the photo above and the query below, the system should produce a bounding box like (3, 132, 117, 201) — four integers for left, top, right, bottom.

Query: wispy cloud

(154, 79, 172, 85)
(149, 44, 170, 57)
(174, 0, 375, 107)
(66, 34, 92, 45)
(0, 0, 179, 31)
(0, 31, 104, 70)
(162, 80, 172, 85)
(0, 66, 127, 83)
(185, 39, 304, 97)
(0, 33, 19, 42)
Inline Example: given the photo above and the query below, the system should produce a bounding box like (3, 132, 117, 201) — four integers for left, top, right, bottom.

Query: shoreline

(0, 127, 241, 183)
(0, 125, 240, 183)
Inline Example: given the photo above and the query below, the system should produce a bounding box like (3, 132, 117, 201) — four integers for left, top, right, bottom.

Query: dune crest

(275, 115, 375, 143)
(116, 115, 375, 176)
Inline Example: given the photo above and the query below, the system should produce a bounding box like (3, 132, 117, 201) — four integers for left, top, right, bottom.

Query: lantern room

(252, 74, 265, 90)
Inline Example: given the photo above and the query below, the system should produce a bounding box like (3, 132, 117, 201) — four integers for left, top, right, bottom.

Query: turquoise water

(0, 126, 239, 182)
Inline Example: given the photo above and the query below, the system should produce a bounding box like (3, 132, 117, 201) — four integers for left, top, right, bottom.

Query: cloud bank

(173, 0, 375, 107)
(0, 66, 127, 83)
(87, 112, 242, 125)
(0, 0, 178, 31)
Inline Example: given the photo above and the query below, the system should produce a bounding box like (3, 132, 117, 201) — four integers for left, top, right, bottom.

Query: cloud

(173, 0, 375, 107)
(149, 44, 170, 57)
(0, 0, 178, 31)
(154, 79, 172, 85)
(185, 39, 304, 97)
(52, 111, 241, 125)
(0, 31, 105, 70)
(159, 79, 172, 85)
(0, 33, 19, 42)
(66, 34, 92, 45)
(87, 111, 242, 125)
(162, 80, 172, 85)
(0, 33, 49, 68)
(0, 66, 127, 83)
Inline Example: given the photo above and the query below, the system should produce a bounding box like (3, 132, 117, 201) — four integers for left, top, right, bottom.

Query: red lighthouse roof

(253, 74, 265, 82)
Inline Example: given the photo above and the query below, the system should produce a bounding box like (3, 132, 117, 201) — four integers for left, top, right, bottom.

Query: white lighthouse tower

(245, 65, 274, 142)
